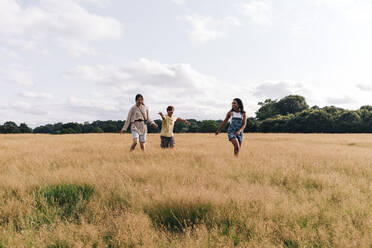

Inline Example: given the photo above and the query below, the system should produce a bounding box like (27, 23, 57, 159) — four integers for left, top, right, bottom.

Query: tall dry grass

(0, 133, 372, 247)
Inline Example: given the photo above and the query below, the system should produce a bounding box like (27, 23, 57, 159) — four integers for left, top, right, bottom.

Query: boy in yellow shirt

(158, 106, 190, 148)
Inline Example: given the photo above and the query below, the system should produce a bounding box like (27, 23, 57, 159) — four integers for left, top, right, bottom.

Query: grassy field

(0, 133, 372, 247)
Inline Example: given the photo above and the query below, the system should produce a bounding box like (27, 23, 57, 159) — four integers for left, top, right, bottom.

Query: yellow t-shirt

(161, 115, 177, 137)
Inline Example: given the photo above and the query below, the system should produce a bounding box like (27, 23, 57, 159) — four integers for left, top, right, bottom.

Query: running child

(215, 98, 247, 157)
(158, 106, 190, 148)
(120, 94, 158, 151)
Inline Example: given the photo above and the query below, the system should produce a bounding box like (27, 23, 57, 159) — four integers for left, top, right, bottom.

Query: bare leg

(140, 142, 145, 151)
(230, 138, 240, 157)
(130, 139, 138, 151)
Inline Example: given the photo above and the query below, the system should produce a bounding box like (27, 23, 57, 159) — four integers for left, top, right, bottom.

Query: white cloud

(252, 81, 307, 100)
(0, 64, 35, 86)
(64, 58, 218, 92)
(0, 46, 20, 60)
(19, 91, 53, 99)
(356, 84, 372, 92)
(311, 0, 372, 23)
(78, 0, 111, 7)
(184, 15, 242, 43)
(0, 0, 123, 56)
(237, 0, 272, 26)
(171, 0, 185, 5)
(69, 96, 119, 113)
(63, 58, 234, 120)
(0, 101, 48, 116)
(327, 96, 356, 105)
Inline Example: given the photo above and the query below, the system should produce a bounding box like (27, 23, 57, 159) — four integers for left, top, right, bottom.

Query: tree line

(1, 95, 372, 134)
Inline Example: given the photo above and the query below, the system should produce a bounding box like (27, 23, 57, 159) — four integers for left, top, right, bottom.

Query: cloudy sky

(1, 0, 372, 126)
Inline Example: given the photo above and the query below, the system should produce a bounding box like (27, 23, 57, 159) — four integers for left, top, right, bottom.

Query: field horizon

(1, 133, 372, 247)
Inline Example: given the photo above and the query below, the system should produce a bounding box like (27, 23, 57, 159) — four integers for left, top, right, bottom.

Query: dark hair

(232, 98, 245, 113)
(167, 106, 174, 111)
(135, 94, 143, 101)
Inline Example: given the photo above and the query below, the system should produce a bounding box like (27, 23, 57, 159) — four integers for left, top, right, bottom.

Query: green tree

(63, 123, 82, 133)
(199, 120, 218, 133)
(91, 127, 104, 133)
(334, 111, 362, 133)
(256, 99, 278, 120)
(2, 121, 20, 133)
(19, 123, 32, 133)
(276, 95, 309, 116)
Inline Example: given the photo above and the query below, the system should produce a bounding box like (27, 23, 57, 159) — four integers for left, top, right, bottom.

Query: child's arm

(236, 113, 247, 135)
(120, 107, 133, 134)
(176, 117, 190, 125)
(215, 111, 232, 135)
(158, 112, 165, 120)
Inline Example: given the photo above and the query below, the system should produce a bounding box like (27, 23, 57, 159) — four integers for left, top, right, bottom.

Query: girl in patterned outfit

(120, 94, 158, 151)
(215, 98, 247, 157)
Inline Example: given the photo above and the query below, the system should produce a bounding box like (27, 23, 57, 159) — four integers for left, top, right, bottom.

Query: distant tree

(311, 105, 320, 110)
(19, 123, 32, 133)
(187, 120, 199, 133)
(91, 127, 104, 133)
(148, 119, 162, 133)
(2, 121, 20, 133)
(321, 106, 344, 115)
(102, 124, 117, 133)
(359, 109, 372, 133)
(244, 117, 258, 132)
(63, 123, 82, 133)
(174, 121, 187, 133)
(256, 99, 278, 120)
(334, 111, 362, 133)
(303, 110, 333, 133)
(199, 120, 218, 133)
(360, 105, 372, 111)
(276, 95, 309, 116)
(258, 114, 293, 133)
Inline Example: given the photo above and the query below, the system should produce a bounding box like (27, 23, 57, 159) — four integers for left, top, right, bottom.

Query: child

(215, 98, 247, 157)
(158, 106, 190, 148)
(120, 94, 158, 151)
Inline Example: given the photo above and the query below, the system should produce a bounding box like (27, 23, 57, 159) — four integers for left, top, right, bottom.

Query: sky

(1, 0, 372, 127)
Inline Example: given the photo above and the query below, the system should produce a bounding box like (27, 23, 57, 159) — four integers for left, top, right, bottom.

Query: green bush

(35, 183, 94, 221)
(145, 201, 212, 232)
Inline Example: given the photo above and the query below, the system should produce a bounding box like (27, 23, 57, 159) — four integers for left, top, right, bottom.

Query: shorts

(227, 131, 243, 144)
(160, 136, 175, 148)
(132, 131, 146, 143)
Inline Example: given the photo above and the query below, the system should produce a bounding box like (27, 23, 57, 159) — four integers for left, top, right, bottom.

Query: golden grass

(1, 133, 372, 247)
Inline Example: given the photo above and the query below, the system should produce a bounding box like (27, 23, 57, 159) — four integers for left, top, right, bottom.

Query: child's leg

(230, 138, 240, 157)
(139, 134, 146, 151)
(130, 131, 139, 151)
(140, 142, 145, 151)
(130, 138, 138, 151)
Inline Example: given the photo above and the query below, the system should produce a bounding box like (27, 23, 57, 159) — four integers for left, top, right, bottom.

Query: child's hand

(235, 130, 241, 136)
(153, 123, 159, 129)
(158, 112, 163, 116)
(215, 130, 219, 135)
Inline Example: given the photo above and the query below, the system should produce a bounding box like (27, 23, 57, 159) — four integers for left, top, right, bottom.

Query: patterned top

(121, 104, 154, 135)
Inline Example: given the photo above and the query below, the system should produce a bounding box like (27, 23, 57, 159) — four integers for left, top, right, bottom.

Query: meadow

(0, 133, 372, 248)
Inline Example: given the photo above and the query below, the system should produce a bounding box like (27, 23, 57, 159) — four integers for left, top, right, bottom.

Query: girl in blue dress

(215, 98, 247, 157)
